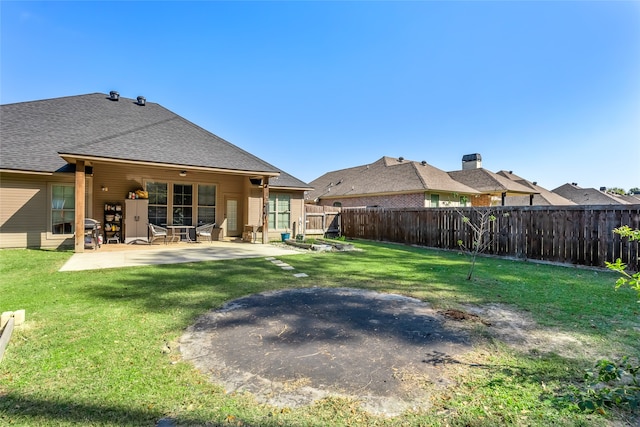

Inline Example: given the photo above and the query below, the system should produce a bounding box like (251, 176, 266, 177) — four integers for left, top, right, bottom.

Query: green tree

(559, 225, 640, 415)
(607, 187, 626, 195)
(605, 225, 640, 301)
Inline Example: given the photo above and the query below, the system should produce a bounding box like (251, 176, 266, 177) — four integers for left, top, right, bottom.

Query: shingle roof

(1, 93, 310, 189)
(448, 168, 537, 195)
(552, 183, 633, 205)
(621, 194, 640, 204)
(306, 156, 479, 201)
(496, 170, 575, 205)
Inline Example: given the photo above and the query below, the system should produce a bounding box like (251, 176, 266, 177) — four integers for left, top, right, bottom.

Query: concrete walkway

(59, 241, 304, 271)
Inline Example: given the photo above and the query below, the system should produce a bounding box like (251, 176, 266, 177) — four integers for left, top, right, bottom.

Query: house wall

(287, 191, 306, 238)
(319, 192, 473, 209)
(2, 163, 306, 248)
(92, 162, 248, 238)
(471, 194, 493, 207)
(246, 186, 305, 239)
(0, 172, 91, 249)
(320, 193, 426, 208)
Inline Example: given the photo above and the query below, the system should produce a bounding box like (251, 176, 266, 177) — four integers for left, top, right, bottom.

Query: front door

(225, 197, 239, 237)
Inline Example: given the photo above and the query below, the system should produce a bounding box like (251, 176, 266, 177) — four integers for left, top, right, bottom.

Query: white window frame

(145, 180, 217, 226)
(268, 193, 291, 231)
(49, 183, 75, 236)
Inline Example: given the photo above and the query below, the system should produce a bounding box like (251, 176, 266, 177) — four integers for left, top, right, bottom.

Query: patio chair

(196, 223, 217, 243)
(148, 223, 169, 245)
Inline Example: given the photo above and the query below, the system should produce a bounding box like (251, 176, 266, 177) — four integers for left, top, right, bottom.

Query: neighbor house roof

(1, 93, 310, 189)
(552, 183, 634, 205)
(619, 194, 640, 204)
(496, 170, 575, 205)
(306, 156, 479, 201)
(447, 168, 537, 195)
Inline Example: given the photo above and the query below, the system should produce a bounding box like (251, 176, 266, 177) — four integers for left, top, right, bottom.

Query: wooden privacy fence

(304, 205, 341, 236)
(341, 205, 640, 271)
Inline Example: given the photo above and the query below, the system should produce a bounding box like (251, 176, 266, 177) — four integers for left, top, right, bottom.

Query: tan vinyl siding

(247, 187, 264, 228)
(0, 173, 76, 249)
(246, 188, 304, 239)
(91, 162, 248, 229)
(2, 162, 306, 248)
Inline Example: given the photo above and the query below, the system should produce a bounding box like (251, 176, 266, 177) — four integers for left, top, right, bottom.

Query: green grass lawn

(1, 241, 638, 426)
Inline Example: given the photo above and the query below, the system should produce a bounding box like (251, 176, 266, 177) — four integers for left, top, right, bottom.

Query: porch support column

(501, 192, 506, 206)
(74, 160, 86, 253)
(262, 176, 269, 244)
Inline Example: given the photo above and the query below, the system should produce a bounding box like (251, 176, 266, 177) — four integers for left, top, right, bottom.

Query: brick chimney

(462, 153, 482, 170)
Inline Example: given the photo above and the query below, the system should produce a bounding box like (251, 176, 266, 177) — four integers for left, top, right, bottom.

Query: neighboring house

(307, 154, 543, 208)
(447, 154, 539, 206)
(619, 193, 640, 204)
(306, 156, 480, 208)
(496, 171, 575, 206)
(0, 92, 310, 251)
(552, 183, 637, 205)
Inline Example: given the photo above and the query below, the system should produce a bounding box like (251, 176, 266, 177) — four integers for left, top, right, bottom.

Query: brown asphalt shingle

(447, 168, 536, 194)
(496, 170, 575, 205)
(307, 156, 479, 200)
(552, 183, 632, 205)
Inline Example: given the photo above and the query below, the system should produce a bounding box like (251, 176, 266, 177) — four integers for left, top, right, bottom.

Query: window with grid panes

(197, 184, 216, 225)
(51, 184, 74, 234)
(146, 182, 168, 225)
(173, 183, 193, 225)
(268, 194, 291, 230)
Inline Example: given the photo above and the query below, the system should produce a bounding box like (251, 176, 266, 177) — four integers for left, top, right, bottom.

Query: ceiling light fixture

(179, 170, 187, 177)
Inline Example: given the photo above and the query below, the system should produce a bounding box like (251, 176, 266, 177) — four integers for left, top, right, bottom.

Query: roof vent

(572, 182, 578, 186)
(600, 187, 607, 192)
(533, 181, 537, 185)
(398, 157, 404, 162)
(109, 91, 119, 101)
(421, 160, 427, 166)
(136, 96, 146, 106)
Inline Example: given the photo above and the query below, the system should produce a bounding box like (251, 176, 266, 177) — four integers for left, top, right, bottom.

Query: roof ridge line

(409, 161, 429, 189)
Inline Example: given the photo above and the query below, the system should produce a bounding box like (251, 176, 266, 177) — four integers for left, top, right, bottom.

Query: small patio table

(166, 225, 195, 242)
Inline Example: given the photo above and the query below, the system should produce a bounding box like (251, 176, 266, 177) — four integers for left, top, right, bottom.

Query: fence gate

(304, 205, 341, 236)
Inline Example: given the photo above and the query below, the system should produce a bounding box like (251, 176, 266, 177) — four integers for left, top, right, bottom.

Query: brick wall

(319, 193, 498, 208)
(470, 194, 492, 207)
(320, 193, 425, 208)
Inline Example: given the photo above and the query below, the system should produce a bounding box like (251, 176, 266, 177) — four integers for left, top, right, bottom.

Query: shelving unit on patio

(103, 203, 122, 244)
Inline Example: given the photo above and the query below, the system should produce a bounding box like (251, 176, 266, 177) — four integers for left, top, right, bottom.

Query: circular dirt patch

(180, 287, 472, 415)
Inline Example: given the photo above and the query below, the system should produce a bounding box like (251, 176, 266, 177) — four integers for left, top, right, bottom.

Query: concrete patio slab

(59, 241, 304, 271)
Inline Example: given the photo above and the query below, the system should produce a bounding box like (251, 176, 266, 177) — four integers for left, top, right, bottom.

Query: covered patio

(60, 239, 304, 271)
(1, 93, 311, 252)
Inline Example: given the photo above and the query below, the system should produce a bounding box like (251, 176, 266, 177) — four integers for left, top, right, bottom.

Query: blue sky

(2, 1, 639, 191)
